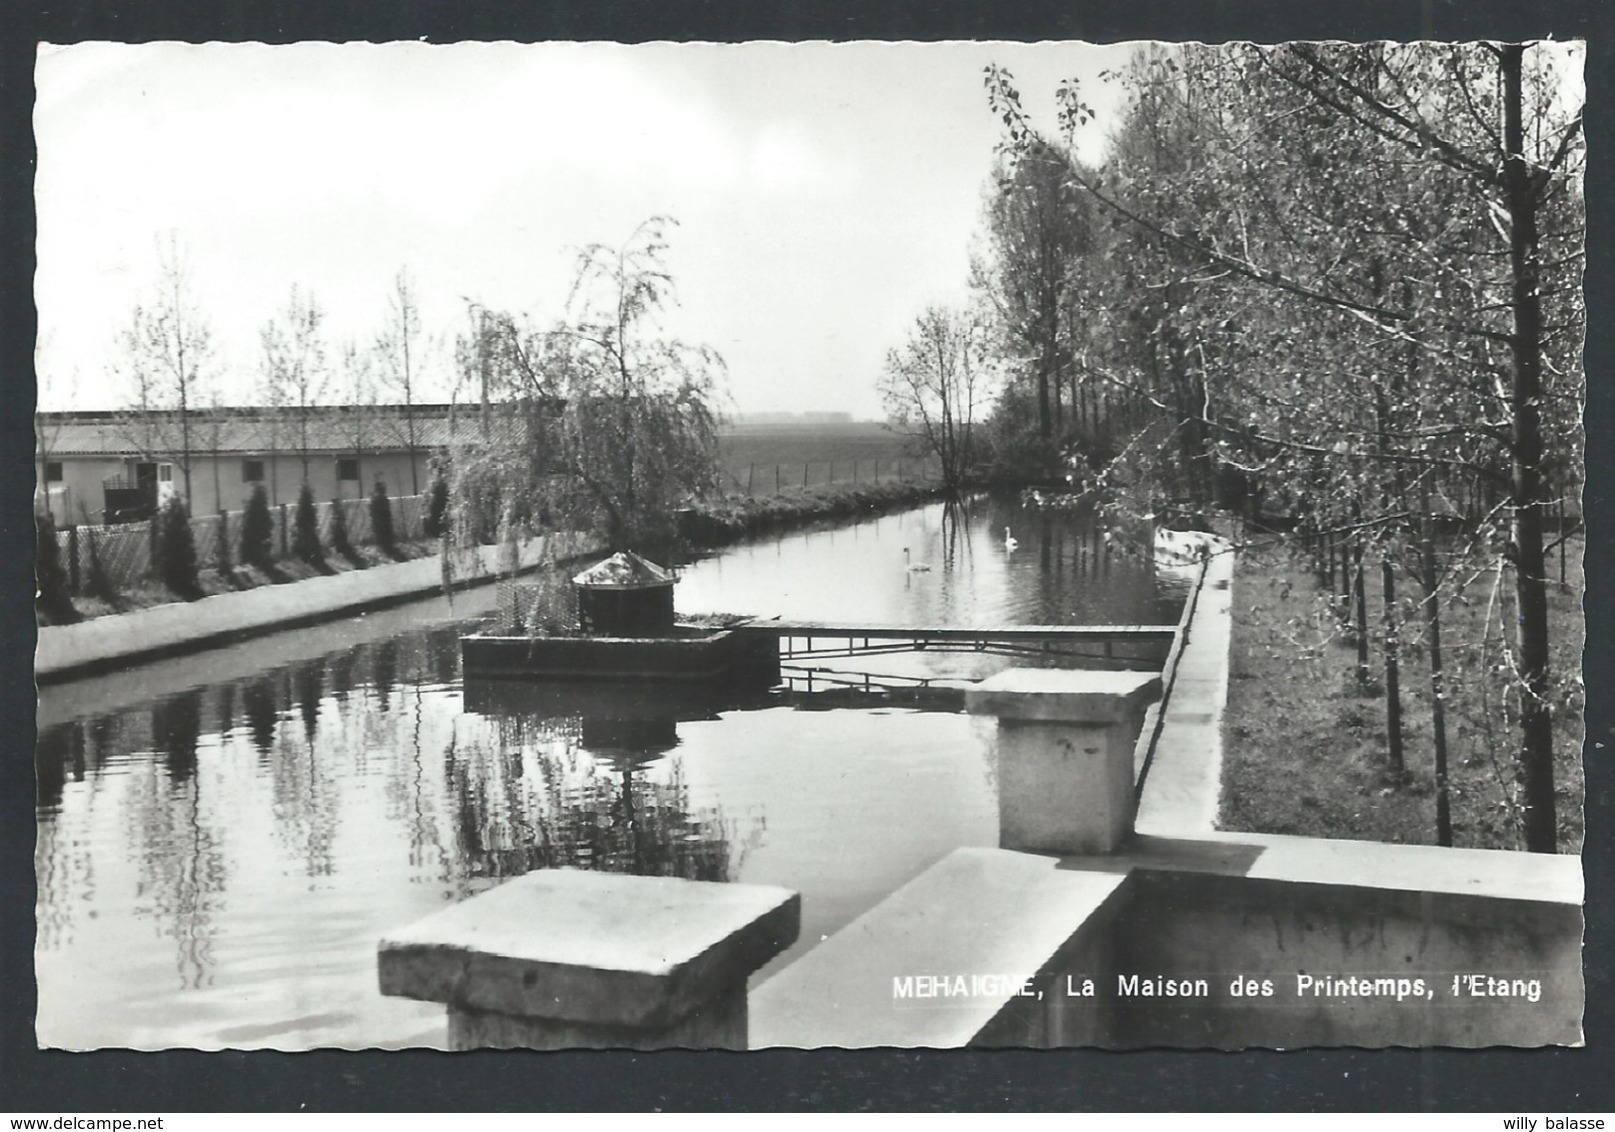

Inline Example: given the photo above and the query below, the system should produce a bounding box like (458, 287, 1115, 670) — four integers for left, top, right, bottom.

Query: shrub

(35, 508, 77, 623)
(370, 478, 395, 551)
(154, 495, 199, 596)
(215, 511, 232, 573)
(83, 526, 115, 601)
(424, 467, 450, 539)
(241, 484, 274, 569)
(329, 498, 354, 558)
(292, 483, 323, 564)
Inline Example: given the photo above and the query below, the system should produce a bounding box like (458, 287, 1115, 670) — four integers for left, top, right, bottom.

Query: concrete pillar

(966, 669, 1161, 854)
(379, 869, 799, 1050)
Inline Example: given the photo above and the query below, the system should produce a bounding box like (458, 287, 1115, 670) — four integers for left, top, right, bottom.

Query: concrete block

(750, 847, 1130, 1048)
(379, 868, 799, 1050)
(966, 669, 1161, 723)
(967, 669, 1161, 853)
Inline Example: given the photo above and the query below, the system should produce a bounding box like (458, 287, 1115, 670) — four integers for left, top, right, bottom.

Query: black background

(1, 0, 1609, 1112)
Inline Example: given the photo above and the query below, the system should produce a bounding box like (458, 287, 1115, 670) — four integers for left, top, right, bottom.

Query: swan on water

(903, 547, 932, 572)
(1003, 526, 1019, 551)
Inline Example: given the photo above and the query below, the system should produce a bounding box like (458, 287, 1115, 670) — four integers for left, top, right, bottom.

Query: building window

(44, 461, 63, 483)
(336, 457, 360, 482)
(157, 463, 173, 483)
(242, 459, 265, 483)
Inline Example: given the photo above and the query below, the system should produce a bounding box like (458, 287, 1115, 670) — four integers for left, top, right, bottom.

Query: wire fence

(718, 456, 939, 496)
(57, 493, 428, 594)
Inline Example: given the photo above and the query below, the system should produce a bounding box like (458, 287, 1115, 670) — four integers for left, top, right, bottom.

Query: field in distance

(716, 419, 933, 493)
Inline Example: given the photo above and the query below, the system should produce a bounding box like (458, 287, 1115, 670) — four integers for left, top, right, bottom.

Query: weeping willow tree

(445, 218, 726, 575)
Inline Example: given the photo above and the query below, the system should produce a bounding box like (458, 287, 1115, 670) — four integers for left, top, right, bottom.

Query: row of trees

(65, 220, 727, 565)
(948, 42, 1583, 853)
(66, 240, 439, 510)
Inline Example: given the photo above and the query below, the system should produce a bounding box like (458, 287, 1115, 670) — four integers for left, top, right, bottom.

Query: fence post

(803, 462, 809, 489)
(747, 463, 755, 494)
(775, 465, 780, 493)
(279, 503, 290, 558)
(68, 526, 80, 593)
(874, 457, 879, 482)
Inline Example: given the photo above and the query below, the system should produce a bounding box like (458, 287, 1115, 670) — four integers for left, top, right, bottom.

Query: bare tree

(260, 285, 329, 482)
(376, 268, 425, 494)
(117, 235, 215, 507)
(338, 340, 376, 500)
(878, 305, 994, 495)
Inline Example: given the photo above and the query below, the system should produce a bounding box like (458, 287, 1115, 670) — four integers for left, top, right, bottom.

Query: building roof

(572, 551, 676, 590)
(36, 403, 542, 458)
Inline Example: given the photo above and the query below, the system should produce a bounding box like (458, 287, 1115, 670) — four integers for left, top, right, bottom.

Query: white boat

(1153, 527, 1229, 573)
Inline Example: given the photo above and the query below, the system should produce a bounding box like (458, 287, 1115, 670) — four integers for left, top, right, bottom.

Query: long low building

(34, 403, 516, 524)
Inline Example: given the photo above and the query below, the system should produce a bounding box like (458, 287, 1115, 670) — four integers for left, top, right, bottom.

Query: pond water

(34, 493, 1184, 1050)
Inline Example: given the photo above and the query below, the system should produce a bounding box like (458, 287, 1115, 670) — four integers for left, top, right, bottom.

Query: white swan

(1003, 526, 1019, 551)
(903, 547, 932, 573)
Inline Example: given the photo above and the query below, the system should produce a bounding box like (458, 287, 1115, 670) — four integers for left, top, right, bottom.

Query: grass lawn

(1219, 535, 1584, 853)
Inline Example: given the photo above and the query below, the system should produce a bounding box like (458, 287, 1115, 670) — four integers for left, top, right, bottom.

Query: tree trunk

(1352, 538, 1369, 687)
(1381, 557, 1404, 776)
(1420, 487, 1453, 847)
(1501, 44, 1556, 853)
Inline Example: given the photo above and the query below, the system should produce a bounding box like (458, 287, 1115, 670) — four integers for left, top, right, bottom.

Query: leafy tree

(459, 217, 725, 555)
(154, 495, 199, 597)
(241, 483, 274, 569)
(975, 141, 1099, 467)
(35, 508, 77, 624)
(878, 305, 995, 494)
(986, 41, 1583, 851)
(292, 483, 323, 564)
(370, 478, 396, 552)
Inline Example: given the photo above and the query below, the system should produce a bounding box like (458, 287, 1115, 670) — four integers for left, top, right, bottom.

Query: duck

(1003, 526, 1019, 551)
(903, 547, 932, 573)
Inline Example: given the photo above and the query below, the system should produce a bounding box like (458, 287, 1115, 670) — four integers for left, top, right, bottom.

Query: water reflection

(459, 680, 759, 886)
(36, 493, 1179, 1049)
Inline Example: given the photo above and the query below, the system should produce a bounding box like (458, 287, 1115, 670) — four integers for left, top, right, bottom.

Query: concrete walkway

(1133, 547, 1235, 835)
(36, 534, 592, 683)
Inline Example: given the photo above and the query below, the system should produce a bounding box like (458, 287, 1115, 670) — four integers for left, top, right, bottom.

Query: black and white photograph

(17, 19, 1602, 1107)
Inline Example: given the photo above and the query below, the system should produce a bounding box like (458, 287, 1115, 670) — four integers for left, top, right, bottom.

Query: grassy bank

(1219, 537, 1584, 853)
(48, 539, 438, 625)
(683, 479, 945, 547)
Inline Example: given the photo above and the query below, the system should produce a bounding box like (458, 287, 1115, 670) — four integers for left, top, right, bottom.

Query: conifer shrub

(155, 495, 199, 597)
(292, 483, 323, 564)
(215, 511, 232, 574)
(424, 466, 450, 539)
(35, 508, 77, 623)
(370, 478, 395, 552)
(241, 484, 274, 569)
(330, 498, 354, 559)
(83, 526, 115, 602)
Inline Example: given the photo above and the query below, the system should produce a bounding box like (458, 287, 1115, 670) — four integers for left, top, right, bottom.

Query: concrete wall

(1091, 868, 1583, 1048)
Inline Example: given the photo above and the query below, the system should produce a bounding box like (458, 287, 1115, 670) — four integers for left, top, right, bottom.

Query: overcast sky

(35, 40, 1130, 420)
